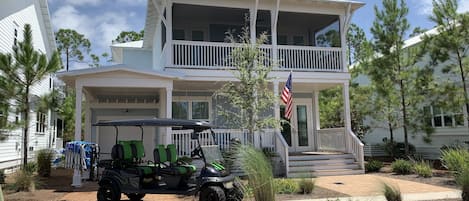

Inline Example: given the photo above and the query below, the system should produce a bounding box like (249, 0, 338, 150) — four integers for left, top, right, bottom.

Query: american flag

(281, 72, 293, 120)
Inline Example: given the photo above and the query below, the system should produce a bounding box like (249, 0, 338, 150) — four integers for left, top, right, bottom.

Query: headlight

(224, 181, 234, 189)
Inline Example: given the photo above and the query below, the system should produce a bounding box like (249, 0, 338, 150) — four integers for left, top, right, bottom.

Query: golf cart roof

(93, 118, 212, 131)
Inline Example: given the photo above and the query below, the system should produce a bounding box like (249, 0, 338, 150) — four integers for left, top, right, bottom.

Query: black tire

(199, 186, 226, 201)
(126, 193, 146, 201)
(97, 183, 121, 201)
(227, 184, 244, 201)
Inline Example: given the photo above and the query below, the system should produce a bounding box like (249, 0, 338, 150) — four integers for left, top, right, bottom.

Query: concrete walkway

(309, 174, 461, 201)
(60, 174, 462, 201)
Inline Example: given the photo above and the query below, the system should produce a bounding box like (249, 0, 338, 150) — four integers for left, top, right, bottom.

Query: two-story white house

(361, 27, 469, 159)
(0, 0, 62, 170)
(58, 0, 365, 178)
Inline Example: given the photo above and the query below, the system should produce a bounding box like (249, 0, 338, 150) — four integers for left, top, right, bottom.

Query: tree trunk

(400, 79, 409, 156)
(22, 87, 30, 167)
(388, 122, 394, 142)
(456, 51, 469, 133)
(66, 48, 69, 71)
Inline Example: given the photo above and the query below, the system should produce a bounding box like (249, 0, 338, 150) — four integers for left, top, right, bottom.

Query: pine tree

(0, 24, 61, 166)
(425, 0, 469, 130)
(217, 29, 279, 144)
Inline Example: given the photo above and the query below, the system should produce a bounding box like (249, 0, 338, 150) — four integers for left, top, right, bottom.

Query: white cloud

(459, 0, 469, 13)
(65, 0, 103, 6)
(116, 0, 146, 6)
(51, 5, 132, 69)
(413, 0, 469, 15)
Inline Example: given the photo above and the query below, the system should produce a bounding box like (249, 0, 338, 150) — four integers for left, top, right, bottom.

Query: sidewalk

(60, 174, 462, 201)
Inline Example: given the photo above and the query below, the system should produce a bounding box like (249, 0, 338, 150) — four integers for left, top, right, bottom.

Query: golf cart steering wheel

(191, 147, 202, 159)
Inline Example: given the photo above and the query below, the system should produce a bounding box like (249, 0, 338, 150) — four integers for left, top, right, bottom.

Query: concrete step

(289, 154, 354, 161)
(289, 164, 359, 172)
(289, 158, 355, 166)
(288, 169, 364, 178)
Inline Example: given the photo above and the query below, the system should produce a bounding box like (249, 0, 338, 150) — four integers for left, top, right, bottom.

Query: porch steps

(288, 153, 363, 178)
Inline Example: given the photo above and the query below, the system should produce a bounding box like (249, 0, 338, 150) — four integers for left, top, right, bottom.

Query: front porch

(58, 66, 363, 178)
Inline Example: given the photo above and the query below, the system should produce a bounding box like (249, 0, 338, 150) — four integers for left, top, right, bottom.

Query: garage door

(97, 117, 156, 161)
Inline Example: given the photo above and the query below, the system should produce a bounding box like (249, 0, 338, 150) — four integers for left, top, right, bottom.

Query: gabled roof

(37, 0, 57, 56)
(56, 64, 183, 86)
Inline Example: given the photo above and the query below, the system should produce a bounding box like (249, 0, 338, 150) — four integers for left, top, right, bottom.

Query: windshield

(201, 145, 224, 164)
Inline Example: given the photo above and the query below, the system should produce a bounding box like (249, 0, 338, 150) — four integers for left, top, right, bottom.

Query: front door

(280, 99, 314, 152)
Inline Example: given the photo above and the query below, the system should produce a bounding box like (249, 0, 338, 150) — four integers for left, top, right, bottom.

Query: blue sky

(47, 0, 469, 69)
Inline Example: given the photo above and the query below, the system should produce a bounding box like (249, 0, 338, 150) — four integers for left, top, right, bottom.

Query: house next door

(280, 99, 314, 152)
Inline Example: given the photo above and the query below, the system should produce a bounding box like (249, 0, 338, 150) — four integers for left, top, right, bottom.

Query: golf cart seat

(111, 141, 155, 176)
(153, 144, 196, 176)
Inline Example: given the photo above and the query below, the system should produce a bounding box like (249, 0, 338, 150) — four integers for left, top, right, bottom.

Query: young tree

(113, 30, 144, 43)
(55, 29, 91, 71)
(347, 23, 367, 65)
(0, 24, 61, 166)
(217, 30, 278, 144)
(425, 0, 469, 129)
(370, 0, 413, 154)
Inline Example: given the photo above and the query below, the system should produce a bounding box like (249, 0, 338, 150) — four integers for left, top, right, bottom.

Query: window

(172, 99, 210, 121)
(424, 106, 464, 128)
(36, 112, 47, 133)
(192, 31, 204, 41)
(173, 29, 185, 40)
(278, 35, 288, 45)
(293, 36, 304, 45)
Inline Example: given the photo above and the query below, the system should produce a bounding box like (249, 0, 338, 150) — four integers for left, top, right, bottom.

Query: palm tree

(0, 24, 61, 167)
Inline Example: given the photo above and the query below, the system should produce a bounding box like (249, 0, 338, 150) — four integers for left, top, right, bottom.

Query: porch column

(165, 87, 173, 145)
(249, 0, 259, 44)
(343, 82, 352, 152)
(273, 80, 280, 132)
(72, 83, 82, 187)
(165, 1, 173, 67)
(313, 91, 320, 130)
(271, 0, 280, 65)
(312, 91, 320, 151)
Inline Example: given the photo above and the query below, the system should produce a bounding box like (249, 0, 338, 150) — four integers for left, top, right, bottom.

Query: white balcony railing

(317, 128, 346, 152)
(171, 129, 275, 157)
(172, 40, 343, 71)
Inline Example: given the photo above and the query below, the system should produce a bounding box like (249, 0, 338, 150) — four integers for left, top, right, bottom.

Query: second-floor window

(36, 112, 47, 133)
(424, 106, 464, 128)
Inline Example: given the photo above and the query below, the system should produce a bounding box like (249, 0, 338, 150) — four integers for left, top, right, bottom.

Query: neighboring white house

(58, 0, 365, 179)
(0, 0, 62, 170)
(360, 27, 469, 159)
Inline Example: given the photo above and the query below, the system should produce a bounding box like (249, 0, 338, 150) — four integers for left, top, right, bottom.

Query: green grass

(239, 145, 275, 201)
(382, 182, 402, 201)
(413, 160, 432, 178)
(274, 179, 299, 194)
(391, 159, 412, 175)
(365, 160, 384, 172)
(298, 178, 315, 194)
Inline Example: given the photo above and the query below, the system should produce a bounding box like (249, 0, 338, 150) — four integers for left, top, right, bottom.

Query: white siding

(0, 0, 56, 170)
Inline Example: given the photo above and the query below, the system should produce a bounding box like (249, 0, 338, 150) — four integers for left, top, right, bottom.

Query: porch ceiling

(85, 87, 161, 96)
(173, 80, 341, 92)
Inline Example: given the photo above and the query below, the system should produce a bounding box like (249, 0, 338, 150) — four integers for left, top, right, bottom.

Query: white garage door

(97, 117, 156, 161)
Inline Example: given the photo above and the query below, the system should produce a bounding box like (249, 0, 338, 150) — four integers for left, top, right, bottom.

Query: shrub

(0, 169, 5, 184)
(413, 161, 432, 178)
(382, 182, 402, 201)
(391, 159, 412, 175)
(365, 160, 384, 172)
(22, 162, 37, 175)
(239, 146, 275, 201)
(456, 167, 469, 201)
(13, 169, 35, 192)
(441, 148, 469, 173)
(274, 179, 299, 194)
(383, 140, 416, 158)
(298, 178, 315, 194)
(441, 149, 469, 201)
(37, 149, 54, 177)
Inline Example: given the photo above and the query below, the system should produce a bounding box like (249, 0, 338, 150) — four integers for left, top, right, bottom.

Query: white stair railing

(346, 129, 364, 170)
(274, 132, 289, 177)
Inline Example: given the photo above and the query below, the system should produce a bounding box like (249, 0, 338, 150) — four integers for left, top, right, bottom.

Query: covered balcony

(166, 3, 345, 72)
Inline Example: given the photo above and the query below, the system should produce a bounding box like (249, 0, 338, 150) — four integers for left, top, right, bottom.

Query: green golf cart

(93, 118, 243, 201)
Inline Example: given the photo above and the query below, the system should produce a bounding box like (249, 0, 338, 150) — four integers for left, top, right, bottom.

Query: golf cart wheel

(97, 183, 121, 201)
(126, 193, 146, 201)
(227, 184, 244, 201)
(200, 186, 226, 201)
